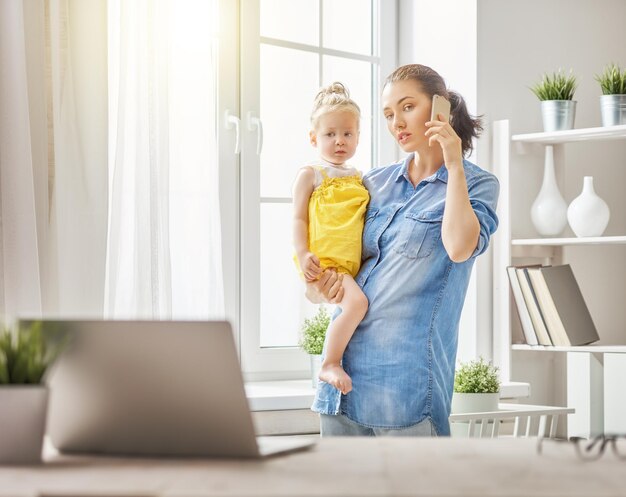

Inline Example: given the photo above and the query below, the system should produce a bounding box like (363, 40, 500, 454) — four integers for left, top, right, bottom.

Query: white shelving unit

(511, 124, 626, 144)
(492, 120, 626, 438)
(512, 235, 626, 246)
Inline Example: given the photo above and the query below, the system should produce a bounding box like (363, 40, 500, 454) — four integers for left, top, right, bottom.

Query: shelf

(512, 344, 626, 353)
(511, 235, 626, 246)
(449, 403, 574, 421)
(512, 124, 626, 144)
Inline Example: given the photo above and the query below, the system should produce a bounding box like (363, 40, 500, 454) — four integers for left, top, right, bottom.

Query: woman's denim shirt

(312, 154, 499, 436)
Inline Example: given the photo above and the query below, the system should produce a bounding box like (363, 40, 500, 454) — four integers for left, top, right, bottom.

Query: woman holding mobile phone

(308, 64, 499, 437)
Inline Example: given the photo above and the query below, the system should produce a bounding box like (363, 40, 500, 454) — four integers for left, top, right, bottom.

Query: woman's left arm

(441, 166, 480, 262)
(426, 117, 479, 263)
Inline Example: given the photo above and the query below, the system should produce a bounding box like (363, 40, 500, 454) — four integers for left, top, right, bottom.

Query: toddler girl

(292, 82, 369, 395)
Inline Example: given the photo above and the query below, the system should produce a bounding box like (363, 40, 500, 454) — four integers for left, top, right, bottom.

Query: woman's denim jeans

(320, 413, 438, 437)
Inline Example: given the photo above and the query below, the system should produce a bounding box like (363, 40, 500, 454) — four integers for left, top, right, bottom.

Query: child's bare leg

(319, 275, 368, 394)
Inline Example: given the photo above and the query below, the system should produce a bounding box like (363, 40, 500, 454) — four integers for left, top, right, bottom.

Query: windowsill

(245, 380, 530, 412)
(245, 380, 316, 411)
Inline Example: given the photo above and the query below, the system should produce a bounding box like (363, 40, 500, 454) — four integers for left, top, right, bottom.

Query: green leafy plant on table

(299, 306, 330, 356)
(0, 321, 61, 384)
(454, 357, 501, 394)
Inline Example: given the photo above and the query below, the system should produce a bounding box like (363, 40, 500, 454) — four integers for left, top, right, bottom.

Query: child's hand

(299, 252, 322, 282)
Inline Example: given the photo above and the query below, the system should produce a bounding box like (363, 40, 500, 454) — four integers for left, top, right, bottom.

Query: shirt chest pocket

(393, 210, 443, 259)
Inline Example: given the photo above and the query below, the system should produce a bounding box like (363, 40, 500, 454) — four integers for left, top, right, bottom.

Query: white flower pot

(567, 176, 610, 237)
(530, 145, 567, 236)
(310, 354, 322, 388)
(451, 392, 499, 414)
(0, 386, 49, 464)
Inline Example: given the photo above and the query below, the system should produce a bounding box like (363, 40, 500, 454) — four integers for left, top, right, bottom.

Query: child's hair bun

(311, 82, 360, 127)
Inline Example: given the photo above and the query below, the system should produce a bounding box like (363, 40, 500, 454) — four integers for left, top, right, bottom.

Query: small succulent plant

(0, 321, 62, 384)
(299, 306, 330, 355)
(454, 357, 500, 394)
(530, 69, 578, 101)
(595, 63, 626, 95)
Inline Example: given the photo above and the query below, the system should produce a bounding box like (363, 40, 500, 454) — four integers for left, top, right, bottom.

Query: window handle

(246, 112, 263, 155)
(224, 110, 241, 155)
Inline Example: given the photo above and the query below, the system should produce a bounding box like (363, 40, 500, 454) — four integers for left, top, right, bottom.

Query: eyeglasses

(537, 434, 626, 461)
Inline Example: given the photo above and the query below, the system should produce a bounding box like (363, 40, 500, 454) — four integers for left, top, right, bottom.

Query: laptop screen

(39, 320, 262, 458)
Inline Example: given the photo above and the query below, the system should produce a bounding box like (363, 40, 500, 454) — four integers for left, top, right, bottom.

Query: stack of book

(506, 264, 600, 347)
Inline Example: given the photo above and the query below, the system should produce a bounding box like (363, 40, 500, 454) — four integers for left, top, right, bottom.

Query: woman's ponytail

(448, 91, 483, 156)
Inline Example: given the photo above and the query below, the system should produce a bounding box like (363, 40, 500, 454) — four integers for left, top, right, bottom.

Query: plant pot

(600, 94, 626, 126)
(310, 354, 322, 388)
(541, 100, 576, 132)
(0, 385, 49, 464)
(451, 392, 499, 414)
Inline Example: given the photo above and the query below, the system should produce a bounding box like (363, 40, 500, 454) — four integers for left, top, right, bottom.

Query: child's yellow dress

(297, 162, 370, 278)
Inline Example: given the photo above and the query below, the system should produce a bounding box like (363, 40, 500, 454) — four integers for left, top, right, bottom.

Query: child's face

(310, 111, 359, 165)
(382, 79, 431, 153)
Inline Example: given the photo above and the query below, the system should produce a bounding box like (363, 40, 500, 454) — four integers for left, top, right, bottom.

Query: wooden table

(0, 437, 624, 497)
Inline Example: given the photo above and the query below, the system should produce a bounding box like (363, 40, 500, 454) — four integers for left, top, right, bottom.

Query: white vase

(530, 145, 567, 236)
(567, 176, 610, 237)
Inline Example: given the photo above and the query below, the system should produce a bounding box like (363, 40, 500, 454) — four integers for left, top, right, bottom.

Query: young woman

(292, 82, 369, 395)
(309, 64, 500, 437)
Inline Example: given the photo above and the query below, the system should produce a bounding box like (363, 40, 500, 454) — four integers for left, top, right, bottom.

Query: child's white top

(305, 159, 361, 189)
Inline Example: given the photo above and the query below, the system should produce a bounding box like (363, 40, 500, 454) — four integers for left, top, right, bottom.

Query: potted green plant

(530, 69, 578, 132)
(0, 321, 63, 464)
(299, 306, 330, 387)
(595, 63, 626, 126)
(451, 357, 501, 415)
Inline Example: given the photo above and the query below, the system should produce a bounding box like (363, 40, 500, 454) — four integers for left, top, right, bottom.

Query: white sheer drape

(0, 0, 107, 319)
(0, 0, 223, 321)
(0, 1, 43, 317)
(105, 0, 224, 320)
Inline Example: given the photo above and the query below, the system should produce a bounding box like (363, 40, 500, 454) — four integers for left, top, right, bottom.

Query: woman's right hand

(305, 269, 344, 304)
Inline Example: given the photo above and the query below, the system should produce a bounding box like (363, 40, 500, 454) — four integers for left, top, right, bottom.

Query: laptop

(36, 320, 316, 458)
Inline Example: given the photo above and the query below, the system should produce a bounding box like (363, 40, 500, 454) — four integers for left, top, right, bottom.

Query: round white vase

(567, 176, 610, 237)
(530, 145, 567, 236)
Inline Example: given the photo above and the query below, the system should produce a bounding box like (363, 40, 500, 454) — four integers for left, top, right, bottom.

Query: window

(101, 0, 398, 378)
(236, 0, 397, 376)
(105, 0, 239, 324)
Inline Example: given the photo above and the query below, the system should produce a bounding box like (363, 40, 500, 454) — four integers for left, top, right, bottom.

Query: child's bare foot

(319, 364, 352, 394)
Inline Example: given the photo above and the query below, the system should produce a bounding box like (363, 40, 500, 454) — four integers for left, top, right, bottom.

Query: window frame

(236, 0, 398, 379)
(217, 0, 242, 352)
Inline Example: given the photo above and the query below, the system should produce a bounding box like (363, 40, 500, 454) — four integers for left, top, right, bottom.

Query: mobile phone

(430, 94, 451, 123)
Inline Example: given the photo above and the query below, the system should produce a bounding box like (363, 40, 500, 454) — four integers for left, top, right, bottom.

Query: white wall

(399, 0, 626, 407)
(398, 0, 489, 364)
(477, 0, 626, 407)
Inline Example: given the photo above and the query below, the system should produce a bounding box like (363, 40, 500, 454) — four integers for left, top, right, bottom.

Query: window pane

(260, 203, 318, 347)
(322, 56, 373, 173)
(260, 0, 319, 46)
(260, 44, 319, 198)
(322, 0, 372, 55)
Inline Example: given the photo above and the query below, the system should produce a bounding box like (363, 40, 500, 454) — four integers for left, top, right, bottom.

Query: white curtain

(0, 1, 43, 318)
(0, 0, 223, 321)
(0, 0, 108, 320)
(105, 0, 225, 320)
